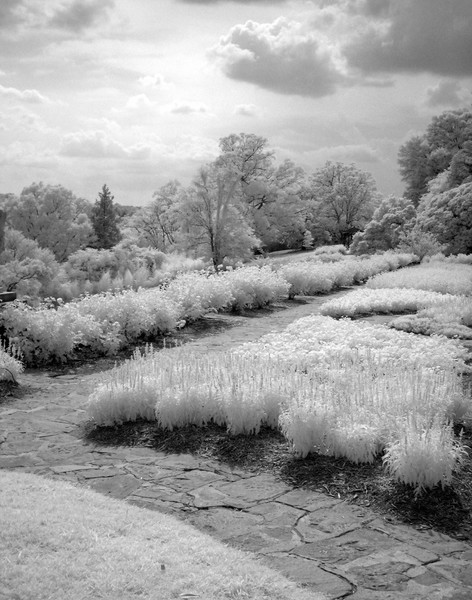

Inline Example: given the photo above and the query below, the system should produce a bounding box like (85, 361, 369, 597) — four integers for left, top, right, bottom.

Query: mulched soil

(85, 402, 472, 542)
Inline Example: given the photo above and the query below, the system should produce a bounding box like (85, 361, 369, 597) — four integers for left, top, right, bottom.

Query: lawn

(0, 471, 323, 600)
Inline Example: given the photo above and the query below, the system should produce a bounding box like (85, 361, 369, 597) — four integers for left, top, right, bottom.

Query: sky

(1, 0, 471, 207)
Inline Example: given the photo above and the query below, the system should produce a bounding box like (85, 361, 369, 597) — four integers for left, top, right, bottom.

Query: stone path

(1, 295, 472, 600)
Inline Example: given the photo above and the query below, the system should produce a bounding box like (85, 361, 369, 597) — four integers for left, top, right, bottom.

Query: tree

(0, 228, 61, 296)
(350, 196, 416, 254)
(179, 164, 260, 267)
(90, 184, 122, 250)
(416, 181, 472, 255)
(398, 108, 472, 203)
(397, 136, 431, 205)
(8, 183, 93, 261)
(249, 159, 308, 250)
(305, 162, 379, 246)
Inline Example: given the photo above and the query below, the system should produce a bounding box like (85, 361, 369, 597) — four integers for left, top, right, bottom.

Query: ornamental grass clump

(88, 314, 470, 493)
(383, 415, 468, 496)
(88, 347, 297, 433)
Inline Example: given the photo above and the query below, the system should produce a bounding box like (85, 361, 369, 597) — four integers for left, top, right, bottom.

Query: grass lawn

(0, 471, 324, 600)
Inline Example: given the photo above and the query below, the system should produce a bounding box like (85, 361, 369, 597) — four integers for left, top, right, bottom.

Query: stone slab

(86, 474, 142, 499)
(262, 554, 353, 600)
(216, 474, 290, 505)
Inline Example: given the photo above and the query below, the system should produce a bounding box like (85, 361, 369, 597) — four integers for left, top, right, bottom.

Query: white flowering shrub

(0, 342, 24, 381)
(367, 263, 472, 295)
(221, 266, 290, 310)
(320, 288, 459, 318)
(164, 271, 233, 321)
(391, 298, 472, 339)
(278, 253, 418, 297)
(0, 302, 77, 364)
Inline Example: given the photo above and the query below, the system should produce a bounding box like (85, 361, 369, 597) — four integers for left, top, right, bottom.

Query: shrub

(222, 266, 289, 310)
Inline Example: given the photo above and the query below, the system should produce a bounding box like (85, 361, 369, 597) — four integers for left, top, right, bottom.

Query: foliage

(179, 165, 260, 267)
(7, 182, 93, 261)
(221, 265, 290, 310)
(90, 184, 121, 249)
(350, 196, 416, 254)
(367, 262, 472, 295)
(124, 181, 181, 251)
(320, 287, 458, 318)
(278, 252, 418, 298)
(88, 315, 469, 493)
(383, 418, 467, 497)
(0, 228, 62, 296)
(416, 181, 472, 255)
(164, 270, 234, 321)
(398, 107, 472, 204)
(304, 161, 379, 246)
(0, 342, 23, 382)
(396, 226, 447, 259)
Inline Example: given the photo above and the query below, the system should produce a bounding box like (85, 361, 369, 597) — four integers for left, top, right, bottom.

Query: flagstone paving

(1, 295, 472, 599)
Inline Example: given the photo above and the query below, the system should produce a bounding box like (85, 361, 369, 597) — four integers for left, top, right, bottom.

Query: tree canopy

(6, 183, 93, 261)
(91, 184, 122, 250)
(398, 108, 472, 204)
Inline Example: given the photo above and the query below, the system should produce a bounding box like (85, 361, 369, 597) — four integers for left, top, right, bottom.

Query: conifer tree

(91, 184, 121, 249)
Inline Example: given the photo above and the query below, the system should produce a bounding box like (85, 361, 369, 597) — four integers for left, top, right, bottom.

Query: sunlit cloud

(60, 130, 151, 160)
(233, 103, 259, 117)
(0, 84, 51, 104)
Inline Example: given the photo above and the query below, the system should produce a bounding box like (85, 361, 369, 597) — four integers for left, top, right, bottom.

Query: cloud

(0, 0, 23, 29)
(60, 130, 151, 160)
(425, 80, 469, 107)
(125, 94, 153, 110)
(343, 0, 472, 76)
(138, 74, 173, 90)
(179, 0, 285, 3)
(209, 18, 345, 98)
(49, 0, 114, 31)
(165, 101, 209, 115)
(304, 143, 380, 164)
(233, 103, 258, 117)
(0, 141, 57, 169)
(0, 84, 51, 104)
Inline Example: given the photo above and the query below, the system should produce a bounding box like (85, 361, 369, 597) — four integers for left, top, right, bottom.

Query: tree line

(0, 106, 471, 295)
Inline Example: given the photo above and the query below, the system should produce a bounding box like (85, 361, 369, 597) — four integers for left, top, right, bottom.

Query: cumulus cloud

(233, 103, 259, 117)
(165, 101, 209, 115)
(60, 130, 151, 160)
(0, 84, 51, 104)
(125, 94, 153, 110)
(343, 0, 472, 76)
(209, 18, 345, 98)
(138, 74, 173, 90)
(49, 0, 114, 31)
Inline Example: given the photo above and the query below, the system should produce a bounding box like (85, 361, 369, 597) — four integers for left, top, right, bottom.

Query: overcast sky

(1, 0, 471, 206)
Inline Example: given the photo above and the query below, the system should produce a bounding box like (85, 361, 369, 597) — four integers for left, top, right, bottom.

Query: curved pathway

(1, 292, 471, 600)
